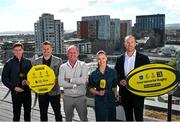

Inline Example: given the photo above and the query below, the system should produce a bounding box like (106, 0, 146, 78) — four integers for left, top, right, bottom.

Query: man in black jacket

(2, 42, 32, 121)
(115, 35, 150, 121)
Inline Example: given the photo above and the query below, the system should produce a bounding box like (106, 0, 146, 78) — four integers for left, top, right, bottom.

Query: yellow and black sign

(126, 64, 179, 97)
(27, 64, 55, 94)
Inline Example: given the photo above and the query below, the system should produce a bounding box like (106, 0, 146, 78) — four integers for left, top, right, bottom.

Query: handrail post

(167, 94, 172, 121)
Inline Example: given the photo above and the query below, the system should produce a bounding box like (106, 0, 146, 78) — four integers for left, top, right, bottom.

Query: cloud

(0, 11, 34, 32)
(58, 8, 81, 14)
(88, 0, 98, 6)
(12, 0, 129, 30)
(155, 0, 180, 23)
(155, 0, 180, 13)
(0, 0, 150, 31)
(0, 0, 179, 32)
(95, 0, 125, 3)
(115, 7, 151, 25)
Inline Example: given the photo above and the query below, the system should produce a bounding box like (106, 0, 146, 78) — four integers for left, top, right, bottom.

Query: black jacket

(115, 52, 150, 97)
(2, 56, 32, 91)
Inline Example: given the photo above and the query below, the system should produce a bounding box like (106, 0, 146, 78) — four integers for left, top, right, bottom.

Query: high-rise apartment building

(120, 20, 132, 40)
(88, 20, 98, 40)
(135, 14, 165, 46)
(77, 21, 88, 39)
(81, 15, 110, 40)
(77, 20, 98, 40)
(77, 15, 123, 54)
(110, 19, 120, 43)
(34, 13, 64, 54)
(54, 20, 64, 54)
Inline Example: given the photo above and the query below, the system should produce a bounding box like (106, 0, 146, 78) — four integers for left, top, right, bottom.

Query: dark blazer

(115, 51, 150, 97)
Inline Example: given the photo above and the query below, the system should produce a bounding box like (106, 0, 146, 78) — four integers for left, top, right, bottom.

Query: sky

(0, 0, 180, 32)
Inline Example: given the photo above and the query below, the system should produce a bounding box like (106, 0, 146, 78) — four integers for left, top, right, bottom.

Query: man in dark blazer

(115, 35, 150, 121)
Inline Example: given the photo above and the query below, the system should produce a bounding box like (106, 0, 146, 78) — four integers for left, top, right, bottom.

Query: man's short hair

(13, 42, 24, 49)
(124, 35, 136, 43)
(67, 45, 79, 52)
(42, 41, 53, 47)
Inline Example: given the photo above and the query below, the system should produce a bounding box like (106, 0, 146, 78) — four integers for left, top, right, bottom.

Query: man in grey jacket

(59, 45, 88, 121)
(33, 41, 62, 121)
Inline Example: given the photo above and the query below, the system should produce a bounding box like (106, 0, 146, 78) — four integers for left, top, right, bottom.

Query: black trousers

(11, 91, 31, 121)
(38, 94, 62, 121)
(122, 95, 144, 121)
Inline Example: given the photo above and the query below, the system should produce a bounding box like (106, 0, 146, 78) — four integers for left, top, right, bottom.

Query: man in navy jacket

(2, 42, 32, 121)
(115, 35, 150, 121)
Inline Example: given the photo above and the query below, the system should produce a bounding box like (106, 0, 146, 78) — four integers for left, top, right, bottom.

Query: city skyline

(0, 0, 179, 32)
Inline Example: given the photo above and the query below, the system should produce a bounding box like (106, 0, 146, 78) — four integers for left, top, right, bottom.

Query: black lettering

(144, 83, 161, 88)
(35, 67, 45, 71)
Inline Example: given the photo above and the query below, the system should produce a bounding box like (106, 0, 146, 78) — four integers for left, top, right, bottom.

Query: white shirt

(124, 50, 136, 76)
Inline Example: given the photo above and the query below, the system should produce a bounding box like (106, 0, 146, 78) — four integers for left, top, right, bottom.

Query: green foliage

(167, 58, 176, 68)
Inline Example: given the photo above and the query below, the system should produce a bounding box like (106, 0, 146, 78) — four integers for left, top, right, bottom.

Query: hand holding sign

(120, 79, 127, 86)
(27, 65, 55, 94)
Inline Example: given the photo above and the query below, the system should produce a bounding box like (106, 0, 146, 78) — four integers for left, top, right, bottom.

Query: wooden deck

(0, 83, 160, 121)
(0, 83, 95, 121)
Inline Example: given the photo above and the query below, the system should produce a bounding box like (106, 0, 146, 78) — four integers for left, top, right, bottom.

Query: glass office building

(135, 14, 165, 46)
